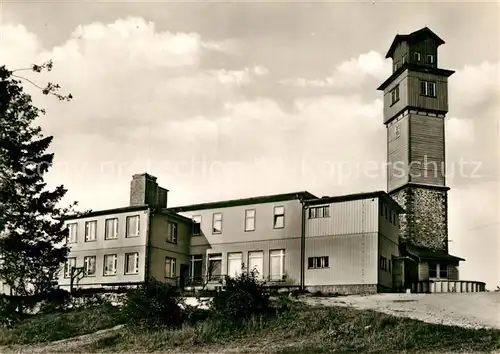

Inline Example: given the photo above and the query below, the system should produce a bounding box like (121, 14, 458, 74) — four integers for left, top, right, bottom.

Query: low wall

(411, 280, 486, 293)
(306, 284, 377, 295)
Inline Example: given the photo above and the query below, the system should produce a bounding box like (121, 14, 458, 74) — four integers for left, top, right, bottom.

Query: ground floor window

(308, 256, 329, 269)
(248, 251, 264, 279)
(208, 253, 222, 281)
(429, 262, 448, 279)
(165, 257, 176, 278)
(269, 249, 285, 281)
(125, 253, 139, 274)
(227, 252, 243, 278)
(189, 254, 203, 283)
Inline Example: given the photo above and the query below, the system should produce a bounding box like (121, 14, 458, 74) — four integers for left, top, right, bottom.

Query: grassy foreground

(1, 300, 499, 353)
(0, 303, 124, 346)
(79, 303, 499, 353)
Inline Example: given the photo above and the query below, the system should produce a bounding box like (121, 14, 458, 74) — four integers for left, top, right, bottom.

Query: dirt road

(302, 291, 500, 329)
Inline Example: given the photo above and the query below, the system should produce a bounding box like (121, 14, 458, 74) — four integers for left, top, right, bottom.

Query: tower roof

(385, 27, 445, 59)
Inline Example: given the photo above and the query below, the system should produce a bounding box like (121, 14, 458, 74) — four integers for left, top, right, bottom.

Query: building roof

(385, 27, 445, 59)
(377, 63, 455, 91)
(167, 191, 318, 213)
(63, 205, 150, 221)
(405, 244, 465, 262)
(303, 190, 405, 213)
(156, 210, 193, 223)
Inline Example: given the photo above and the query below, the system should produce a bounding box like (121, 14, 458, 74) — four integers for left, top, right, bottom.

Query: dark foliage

(0, 63, 82, 318)
(211, 267, 270, 326)
(121, 277, 183, 329)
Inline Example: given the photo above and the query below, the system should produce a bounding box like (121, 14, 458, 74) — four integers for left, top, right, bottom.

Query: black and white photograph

(0, 1, 499, 353)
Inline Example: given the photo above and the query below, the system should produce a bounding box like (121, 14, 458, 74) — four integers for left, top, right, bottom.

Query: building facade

(1, 27, 486, 296)
(58, 174, 193, 292)
(59, 175, 407, 295)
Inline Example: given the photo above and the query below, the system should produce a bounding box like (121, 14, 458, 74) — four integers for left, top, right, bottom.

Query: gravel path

(302, 291, 500, 329)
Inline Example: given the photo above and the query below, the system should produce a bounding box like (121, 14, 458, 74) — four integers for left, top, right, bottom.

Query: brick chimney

(129, 173, 169, 208)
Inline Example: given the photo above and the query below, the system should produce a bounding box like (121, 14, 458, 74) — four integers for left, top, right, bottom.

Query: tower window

(391, 85, 399, 105)
(402, 54, 407, 64)
(420, 81, 436, 97)
(393, 61, 399, 72)
(414, 52, 421, 62)
(427, 54, 434, 64)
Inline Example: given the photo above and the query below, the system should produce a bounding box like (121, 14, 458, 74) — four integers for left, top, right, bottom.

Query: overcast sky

(1, 1, 498, 288)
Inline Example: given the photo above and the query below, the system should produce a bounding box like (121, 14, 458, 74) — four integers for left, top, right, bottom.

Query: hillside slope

(303, 292, 500, 329)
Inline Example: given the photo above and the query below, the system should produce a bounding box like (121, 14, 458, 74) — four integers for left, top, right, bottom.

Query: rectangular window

(380, 256, 387, 271)
(84, 221, 97, 242)
(391, 85, 399, 105)
(427, 54, 434, 64)
(67, 223, 78, 243)
(126, 216, 140, 237)
(83, 256, 96, 276)
(165, 257, 176, 278)
(245, 209, 256, 231)
(308, 206, 330, 219)
(167, 222, 178, 243)
(248, 251, 264, 279)
(429, 262, 437, 278)
(414, 52, 421, 61)
(393, 61, 399, 72)
(402, 54, 407, 64)
(103, 254, 117, 276)
(227, 252, 243, 278)
(104, 218, 118, 240)
(64, 257, 76, 278)
(269, 249, 285, 280)
(273, 206, 285, 229)
(192, 215, 202, 236)
(125, 252, 139, 274)
(212, 213, 222, 234)
(189, 255, 203, 282)
(308, 256, 329, 269)
(388, 259, 392, 273)
(420, 80, 436, 97)
(208, 253, 222, 281)
(395, 124, 401, 139)
(439, 263, 448, 278)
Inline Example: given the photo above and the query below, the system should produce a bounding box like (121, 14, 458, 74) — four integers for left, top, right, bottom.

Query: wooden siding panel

(409, 113, 446, 185)
(306, 198, 378, 237)
(448, 265, 459, 281)
(407, 72, 449, 112)
(383, 72, 409, 123)
(409, 39, 438, 67)
(304, 233, 378, 286)
(418, 262, 429, 281)
(387, 115, 410, 191)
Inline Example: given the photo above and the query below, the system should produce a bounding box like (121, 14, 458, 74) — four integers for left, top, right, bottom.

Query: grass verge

(79, 303, 500, 353)
(0, 303, 124, 345)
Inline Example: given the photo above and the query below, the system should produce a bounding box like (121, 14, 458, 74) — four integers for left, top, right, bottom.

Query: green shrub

(182, 304, 211, 326)
(38, 288, 71, 314)
(121, 278, 183, 329)
(211, 267, 270, 326)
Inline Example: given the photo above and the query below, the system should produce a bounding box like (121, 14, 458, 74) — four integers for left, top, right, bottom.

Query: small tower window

(414, 52, 421, 62)
(427, 54, 434, 64)
(420, 80, 436, 97)
(393, 61, 399, 72)
(390, 85, 400, 105)
(402, 54, 407, 64)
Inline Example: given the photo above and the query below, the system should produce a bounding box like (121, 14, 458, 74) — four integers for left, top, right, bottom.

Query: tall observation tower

(378, 27, 467, 290)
